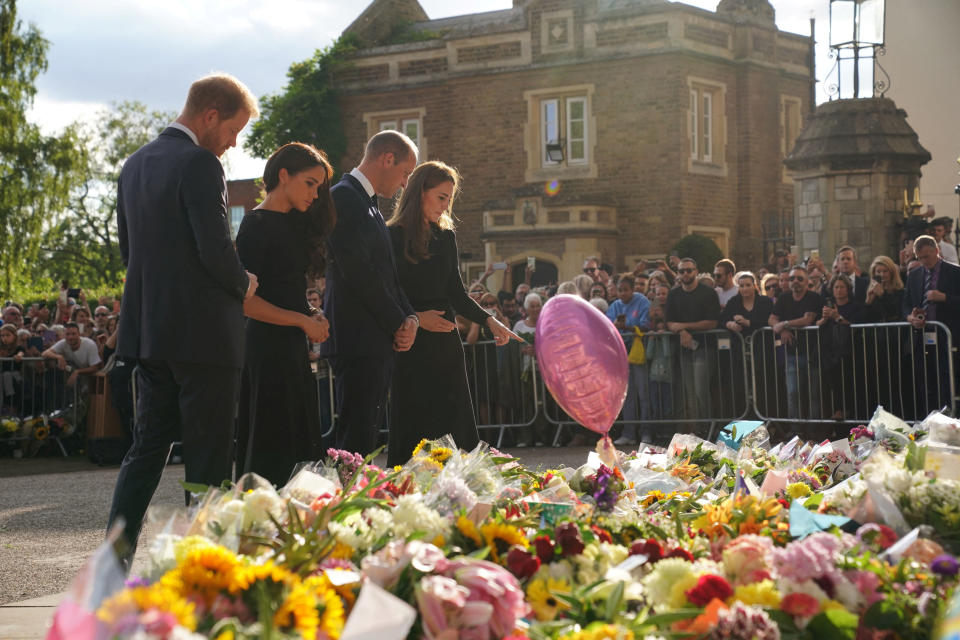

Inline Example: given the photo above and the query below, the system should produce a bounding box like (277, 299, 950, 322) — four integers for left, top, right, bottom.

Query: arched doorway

(511, 259, 558, 289)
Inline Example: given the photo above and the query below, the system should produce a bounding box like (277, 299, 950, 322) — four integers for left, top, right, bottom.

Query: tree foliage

(0, 0, 86, 296)
(41, 101, 174, 288)
(670, 234, 724, 273)
(244, 35, 358, 171)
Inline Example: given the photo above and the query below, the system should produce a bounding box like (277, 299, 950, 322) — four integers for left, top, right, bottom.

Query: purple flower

(931, 554, 960, 577)
(592, 465, 619, 511)
(123, 576, 150, 589)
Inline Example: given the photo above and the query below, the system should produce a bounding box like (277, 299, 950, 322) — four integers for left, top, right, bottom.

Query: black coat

(902, 260, 960, 339)
(116, 127, 249, 367)
(321, 174, 415, 359)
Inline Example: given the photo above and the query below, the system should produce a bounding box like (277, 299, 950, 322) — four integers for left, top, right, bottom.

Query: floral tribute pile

(48, 408, 960, 640)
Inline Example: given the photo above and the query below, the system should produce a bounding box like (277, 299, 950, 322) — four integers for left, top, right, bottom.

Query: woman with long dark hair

(235, 142, 334, 486)
(385, 161, 520, 465)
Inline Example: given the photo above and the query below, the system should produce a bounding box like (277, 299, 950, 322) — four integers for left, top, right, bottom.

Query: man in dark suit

(322, 131, 419, 456)
(902, 234, 960, 415)
(107, 74, 260, 561)
(835, 245, 871, 303)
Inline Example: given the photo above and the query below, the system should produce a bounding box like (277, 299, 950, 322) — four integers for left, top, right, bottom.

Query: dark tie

(922, 269, 936, 320)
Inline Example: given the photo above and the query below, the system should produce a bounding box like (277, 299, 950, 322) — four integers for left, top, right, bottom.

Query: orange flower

(673, 598, 727, 634)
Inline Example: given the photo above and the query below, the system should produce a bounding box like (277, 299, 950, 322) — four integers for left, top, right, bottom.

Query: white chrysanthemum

(642, 557, 697, 609)
(364, 506, 394, 542)
(242, 488, 285, 530)
(392, 494, 451, 540)
(213, 498, 245, 532)
(329, 512, 375, 551)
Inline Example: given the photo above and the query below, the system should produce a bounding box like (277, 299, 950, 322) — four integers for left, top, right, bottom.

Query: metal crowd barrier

(751, 321, 956, 424)
(540, 329, 750, 443)
(0, 356, 82, 456)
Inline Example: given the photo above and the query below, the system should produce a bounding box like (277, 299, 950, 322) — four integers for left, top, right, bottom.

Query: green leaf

(862, 599, 905, 630)
(806, 608, 859, 640)
(603, 581, 625, 621)
(180, 480, 211, 495)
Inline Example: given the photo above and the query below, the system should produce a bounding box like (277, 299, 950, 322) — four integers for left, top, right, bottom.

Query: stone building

(329, 0, 814, 285)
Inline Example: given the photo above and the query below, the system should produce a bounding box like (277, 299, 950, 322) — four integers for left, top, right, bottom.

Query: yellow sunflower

(97, 583, 197, 631)
(274, 579, 320, 640)
(305, 575, 347, 639)
(411, 438, 429, 457)
(33, 425, 49, 441)
(456, 516, 483, 547)
(428, 447, 453, 465)
(176, 545, 241, 603)
(480, 522, 528, 563)
(228, 561, 295, 594)
(526, 577, 572, 621)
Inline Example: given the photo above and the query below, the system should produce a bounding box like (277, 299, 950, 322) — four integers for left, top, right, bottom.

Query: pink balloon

(534, 294, 628, 434)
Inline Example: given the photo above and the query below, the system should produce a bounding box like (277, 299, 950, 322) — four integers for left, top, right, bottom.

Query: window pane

(542, 99, 559, 165)
(702, 92, 712, 161)
(379, 120, 397, 131)
(689, 89, 698, 159)
(566, 97, 587, 163)
(402, 118, 420, 147)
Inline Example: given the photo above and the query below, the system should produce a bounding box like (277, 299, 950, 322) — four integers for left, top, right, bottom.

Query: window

(687, 78, 726, 176)
(364, 108, 427, 157)
(379, 117, 421, 149)
(524, 85, 596, 182)
(539, 94, 588, 166)
(229, 206, 245, 239)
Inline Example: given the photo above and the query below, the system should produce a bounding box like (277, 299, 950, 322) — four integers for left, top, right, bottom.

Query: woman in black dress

(720, 271, 773, 413)
(236, 143, 333, 486)
(385, 161, 519, 465)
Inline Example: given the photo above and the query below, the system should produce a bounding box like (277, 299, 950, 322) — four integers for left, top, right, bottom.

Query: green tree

(0, 0, 86, 295)
(245, 35, 358, 170)
(41, 101, 174, 287)
(670, 234, 724, 273)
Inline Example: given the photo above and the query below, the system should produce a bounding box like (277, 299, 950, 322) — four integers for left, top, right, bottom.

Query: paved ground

(0, 442, 600, 637)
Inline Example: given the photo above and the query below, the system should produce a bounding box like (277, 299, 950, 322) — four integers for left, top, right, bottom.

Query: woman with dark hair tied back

(235, 142, 334, 486)
(385, 161, 521, 465)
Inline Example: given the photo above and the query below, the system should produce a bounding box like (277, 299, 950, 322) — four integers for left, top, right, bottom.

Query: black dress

(387, 224, 489, 466)
(236, 209, 322, 486)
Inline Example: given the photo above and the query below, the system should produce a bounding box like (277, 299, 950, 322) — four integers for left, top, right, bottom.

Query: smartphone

(873, 274, 882, 283)
(492, 262, 507, 271)
(67, 288, 81, 299)
(526, 256, 536, 271)
(616, 314, 626, 323)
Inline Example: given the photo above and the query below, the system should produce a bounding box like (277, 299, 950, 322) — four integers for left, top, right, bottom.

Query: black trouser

(106, 359, 239, 563)
(330, 354, 393, 457)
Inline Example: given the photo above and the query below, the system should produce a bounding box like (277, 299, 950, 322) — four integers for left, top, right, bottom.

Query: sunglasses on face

(789, 276, 805, 281)
(95, 313, 108, 317)
(677, 268, 695, 274)
(583, 267, 597, 273)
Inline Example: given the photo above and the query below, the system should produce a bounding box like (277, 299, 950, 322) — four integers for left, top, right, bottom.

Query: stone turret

(716, 0, 775, 27)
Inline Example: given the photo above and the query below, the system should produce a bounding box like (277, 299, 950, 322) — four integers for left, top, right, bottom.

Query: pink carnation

(773, 533, 854, 584)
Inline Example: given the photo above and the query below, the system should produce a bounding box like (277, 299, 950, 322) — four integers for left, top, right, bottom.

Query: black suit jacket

(850, 274, 870, 304)
(902, 260, 960, 339)
(321, 173, 415, 358)
(116, 127, 249, 368)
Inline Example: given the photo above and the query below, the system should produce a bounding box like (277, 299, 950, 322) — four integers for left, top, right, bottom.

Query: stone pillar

(784, 98, 930, 263)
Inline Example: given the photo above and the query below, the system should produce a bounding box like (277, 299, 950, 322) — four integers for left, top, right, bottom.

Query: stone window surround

(363, 107, 428, 159)
(523, 84, 598, 183)
(687, 76, 728, 177)
(780, 94, 803, 183)
(686, 224, 730, 257)
(540, 9, 575, 54)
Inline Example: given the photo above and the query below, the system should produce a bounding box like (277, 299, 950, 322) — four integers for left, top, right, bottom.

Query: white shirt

(50, 338, 101, 369)
(349, 167, 376, 200)
(167, 122, 198, 146)
(940, 240, 959, 266)
(716, 285, 738, 308)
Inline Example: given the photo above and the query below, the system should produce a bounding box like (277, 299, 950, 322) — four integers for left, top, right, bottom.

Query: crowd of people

(437, 221, 960, 447)
(0, 286, 131, 431)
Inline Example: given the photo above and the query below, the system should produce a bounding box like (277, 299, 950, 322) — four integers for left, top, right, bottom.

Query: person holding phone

(903, 235, 960, 414)
(864, 255, 904, 322)
(385, 161, 521, 465)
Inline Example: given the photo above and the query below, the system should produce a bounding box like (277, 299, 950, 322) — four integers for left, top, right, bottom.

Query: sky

(19, 0, 828, 179)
